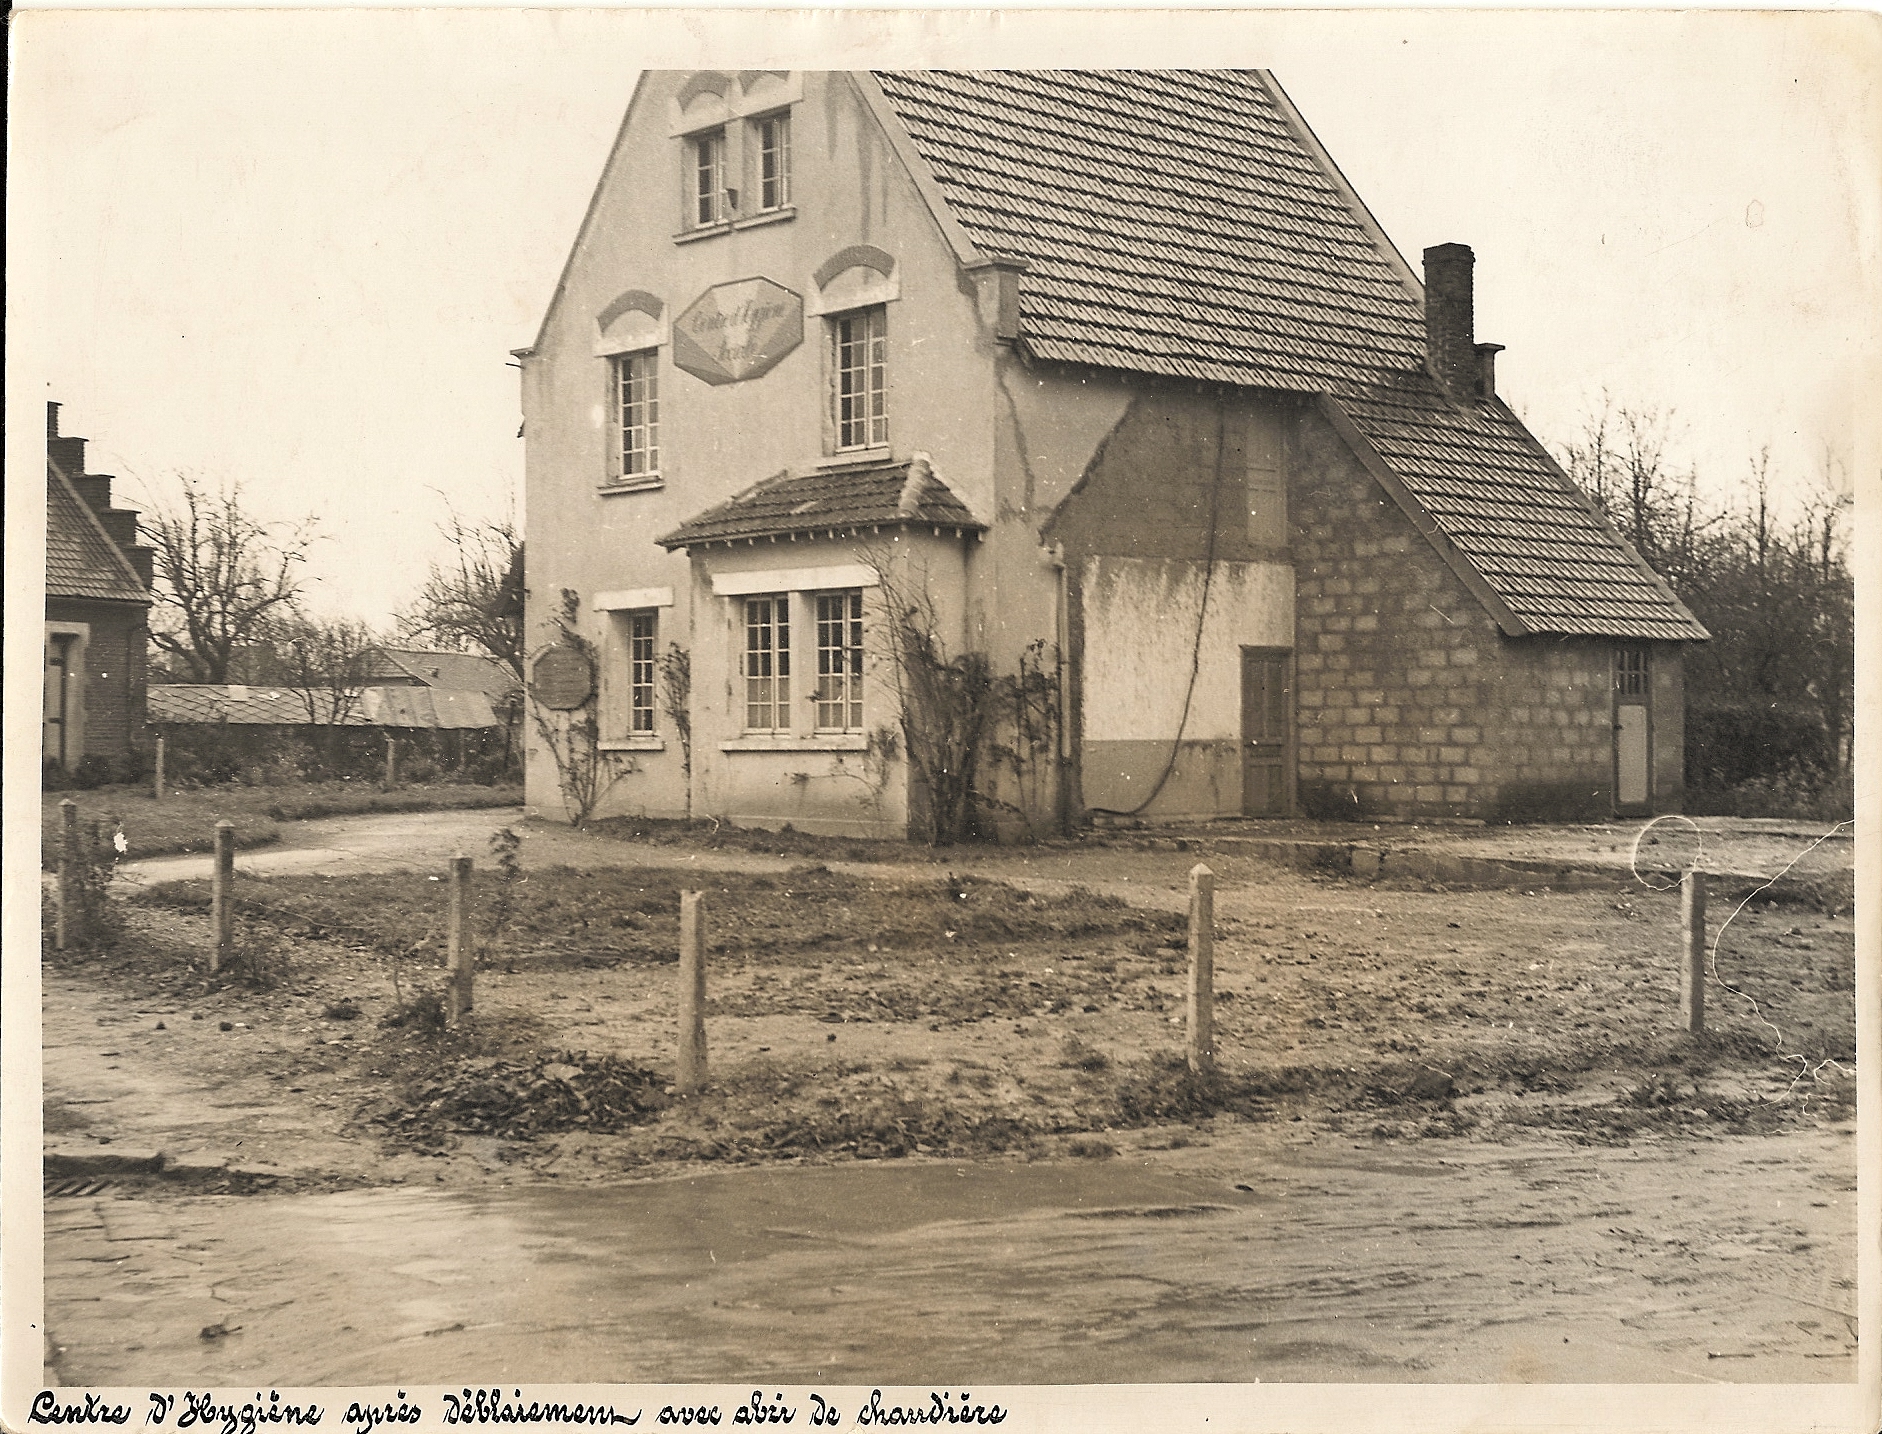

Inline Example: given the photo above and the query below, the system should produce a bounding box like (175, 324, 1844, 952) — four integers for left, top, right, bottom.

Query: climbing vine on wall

(528, 589, 632, 825)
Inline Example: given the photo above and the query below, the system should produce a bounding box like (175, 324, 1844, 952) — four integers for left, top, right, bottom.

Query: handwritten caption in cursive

(27, 1389, 1008, 1431)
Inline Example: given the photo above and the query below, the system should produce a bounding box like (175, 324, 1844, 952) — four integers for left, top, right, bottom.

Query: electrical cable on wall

(1089, 403, 1229, 818)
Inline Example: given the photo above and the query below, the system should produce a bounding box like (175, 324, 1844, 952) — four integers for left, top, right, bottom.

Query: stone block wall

(1291, 408, 1623, 821)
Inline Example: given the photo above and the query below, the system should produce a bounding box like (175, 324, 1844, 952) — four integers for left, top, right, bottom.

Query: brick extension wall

(1290, 409, 1623, 821)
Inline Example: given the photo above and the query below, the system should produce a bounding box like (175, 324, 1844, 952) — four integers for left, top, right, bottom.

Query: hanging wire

(1630, 816, 1856, 1104)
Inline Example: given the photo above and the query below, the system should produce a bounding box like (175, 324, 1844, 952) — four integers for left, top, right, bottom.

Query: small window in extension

(755, 112, 791, 211)
(614, 351, 659, 479)
(744, 595, 791, 731)
(629, 611, 658, 732)
(1615, 647, 1647, 698)
(834, 307, 887, 451)
(692, 129, 726, 227)
(814, 591, 864, 732)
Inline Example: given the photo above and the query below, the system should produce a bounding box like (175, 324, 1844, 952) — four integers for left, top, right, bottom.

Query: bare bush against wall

(529, 589, 632, 824)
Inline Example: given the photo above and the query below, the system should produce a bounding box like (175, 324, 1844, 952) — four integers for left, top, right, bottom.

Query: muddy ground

(46, 848, 1855, 1190)
(39, 819, 1861, 1385)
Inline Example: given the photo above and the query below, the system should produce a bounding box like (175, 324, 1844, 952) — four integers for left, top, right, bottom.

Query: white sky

(9, 10, 1878, 626)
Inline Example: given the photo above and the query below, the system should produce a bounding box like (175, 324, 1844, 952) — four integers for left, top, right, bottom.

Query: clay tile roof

(46, 461, 149, 604)
(658, 455, 985, 549)
(870, 69, 1707, 642)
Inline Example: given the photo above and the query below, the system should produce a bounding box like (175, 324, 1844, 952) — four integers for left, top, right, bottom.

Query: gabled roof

(46, 460, 149, 605)
(364, 646, 521, 699)
(659, 455, 985, 549)
(869, 69, 1707, 642)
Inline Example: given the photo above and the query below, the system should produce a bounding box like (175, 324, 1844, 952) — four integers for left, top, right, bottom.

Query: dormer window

(692, 129, 726, 227)
(755, 112, 791, 211)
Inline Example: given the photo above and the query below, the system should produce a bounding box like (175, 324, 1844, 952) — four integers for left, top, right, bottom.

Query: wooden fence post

(1680, 870, 1706, 1036)
(1187, 862, 1216, 1075)
(383, 732, 399, 789)
(677, 890, 708, 1094)
(56, 799, 79, 950)
(446, 853, 474, 1026)
(211, 820, 235, 975)
(153, 734, 166, 801)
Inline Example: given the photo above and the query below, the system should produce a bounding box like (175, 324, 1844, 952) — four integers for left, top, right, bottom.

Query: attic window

(692, 129, 726, 227)
(754, 112, 791, 211)
(832, 307, 888, 452)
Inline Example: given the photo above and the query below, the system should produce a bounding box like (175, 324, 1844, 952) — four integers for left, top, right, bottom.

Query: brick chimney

(1423, 243, 1479, 402)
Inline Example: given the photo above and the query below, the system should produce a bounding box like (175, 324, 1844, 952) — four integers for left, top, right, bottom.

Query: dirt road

(42, 1125, 1858, 1387)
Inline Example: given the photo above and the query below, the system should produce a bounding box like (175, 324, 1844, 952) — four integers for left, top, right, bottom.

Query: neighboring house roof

(660, 454, 985, 549)
(149, 685, 498, 729)
(868, 69, 1707, 642)
(46, 460, 150, 605)
(364, 647, 521, 700)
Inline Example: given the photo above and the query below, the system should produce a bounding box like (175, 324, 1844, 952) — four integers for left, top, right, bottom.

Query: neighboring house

(362, 646, 522, 707)
(519, 70, 1707, 837)
(45, 402, 154, 771)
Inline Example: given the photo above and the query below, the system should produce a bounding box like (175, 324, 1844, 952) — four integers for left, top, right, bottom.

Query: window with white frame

(613, 350, 659, 480)
(754, 112, 791, 211)
(743, 595, 790, 731)
(813, 591, 864, 732)
(833, 307, 887, 451)
(691, 129, 726, 227)
(629, 611, 658, 732)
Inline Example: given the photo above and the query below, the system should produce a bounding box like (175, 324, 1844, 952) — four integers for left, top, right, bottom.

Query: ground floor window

(629, 611, 658, 732)
(744, 595, 790, 731)
(814, 590, 864, 732)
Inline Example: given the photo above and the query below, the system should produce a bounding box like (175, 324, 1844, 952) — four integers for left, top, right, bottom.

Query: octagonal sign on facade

(672, 277, 804, 386)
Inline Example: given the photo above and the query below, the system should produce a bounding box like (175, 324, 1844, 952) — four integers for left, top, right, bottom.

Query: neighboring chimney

(1475, 342, 1505, 401)
(1423, 242, 1478, 401)
(47, 401, 62, 440)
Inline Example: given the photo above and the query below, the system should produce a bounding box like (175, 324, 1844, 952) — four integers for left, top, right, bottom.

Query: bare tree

(398, 508, 524, 679)
(277, 612, 380, 728)
(141, 475, 318, 682)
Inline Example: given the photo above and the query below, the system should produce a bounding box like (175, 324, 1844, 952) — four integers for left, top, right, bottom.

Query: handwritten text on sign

(672, 278, 804, 386)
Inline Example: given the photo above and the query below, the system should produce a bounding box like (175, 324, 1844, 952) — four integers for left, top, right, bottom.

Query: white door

(1615, 703, 1649, 809)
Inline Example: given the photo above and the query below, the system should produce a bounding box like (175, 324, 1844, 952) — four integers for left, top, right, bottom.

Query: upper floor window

(833, 307, 887, 452)
(755, 112, 791, 211)
(744, 595, 791, 732)
(692, 129, 726, 227)
(614, 350, 659, 480)
(813, 590, 864, 732)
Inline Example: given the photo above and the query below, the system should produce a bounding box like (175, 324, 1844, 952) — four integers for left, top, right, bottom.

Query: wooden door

(44, 634, 72, 767)
(1241, 648, 1292, 817)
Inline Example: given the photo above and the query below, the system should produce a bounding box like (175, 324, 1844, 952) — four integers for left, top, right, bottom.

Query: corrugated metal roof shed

(870, 69, 1706, 642)
(364, 647, 521, 700)
(150, 685, 498, 729)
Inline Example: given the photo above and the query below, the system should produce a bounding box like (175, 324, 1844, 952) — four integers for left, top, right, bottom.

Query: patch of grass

(585, 814, 906, 864)
(39, 781, 522, 869)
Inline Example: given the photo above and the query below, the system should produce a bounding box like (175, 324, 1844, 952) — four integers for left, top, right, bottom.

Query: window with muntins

(744, 595, 790, 731)
(614, 351, 660, 479)
(814, 591, 864, 732)
(692, 130, 725, 226)
(629, 611, 658, 732)
(1616, 647, 1647, 697)
(755, 113, 791, 211)
(834, 307, 887, 451)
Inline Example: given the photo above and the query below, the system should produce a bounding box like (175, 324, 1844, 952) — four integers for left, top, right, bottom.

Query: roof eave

(852, 72, 987, 270)
(1490, 397, 1712, 641)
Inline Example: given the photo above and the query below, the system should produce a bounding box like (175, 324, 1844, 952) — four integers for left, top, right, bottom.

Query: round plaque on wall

(531, 647, 595, 710)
